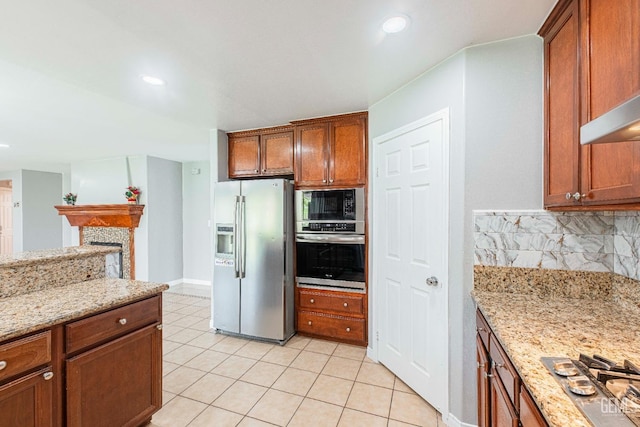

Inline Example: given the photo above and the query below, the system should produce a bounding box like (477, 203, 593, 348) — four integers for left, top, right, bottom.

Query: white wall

(368, 35, 543, 425)
(0, 171, 22, 252)
(21, 170, 63, 250)
(147, 156, 183, 283)
(182, 161, 211, 283)
(0, 170, 62, 252)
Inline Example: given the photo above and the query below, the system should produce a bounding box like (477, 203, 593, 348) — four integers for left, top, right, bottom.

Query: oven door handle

(296, 234, 365, 244)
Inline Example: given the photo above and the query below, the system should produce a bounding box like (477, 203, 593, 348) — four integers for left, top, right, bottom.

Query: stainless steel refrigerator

(212, 179, 295, 343)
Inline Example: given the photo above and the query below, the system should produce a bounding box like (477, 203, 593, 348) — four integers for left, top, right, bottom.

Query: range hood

(580, 95, 640, 144)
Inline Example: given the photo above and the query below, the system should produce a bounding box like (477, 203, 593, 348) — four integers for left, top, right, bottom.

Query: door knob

(425, 276, 439, 286)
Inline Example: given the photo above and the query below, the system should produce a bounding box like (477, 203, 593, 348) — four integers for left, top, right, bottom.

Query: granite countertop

(472, 290, 640, 427)
(0, 245, 119, 268)
(0, 278, 169, 342)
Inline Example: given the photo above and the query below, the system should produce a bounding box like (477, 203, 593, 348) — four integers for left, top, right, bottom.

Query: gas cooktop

(542, 355, 640, 427)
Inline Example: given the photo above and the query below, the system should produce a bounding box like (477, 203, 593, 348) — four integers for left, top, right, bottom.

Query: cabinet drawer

(476, 309, 491, 350)
(298, 289, 364, 315)
(489, 334, 519, 407)
(66, 296, 160, 354)
(0, 331, 51, 382)
(297, 311, 365, 343)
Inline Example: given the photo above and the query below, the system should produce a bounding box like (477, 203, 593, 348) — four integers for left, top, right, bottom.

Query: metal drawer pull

(308, 321, 312, 326)
(346, 327, 351, 332)
(118, 318, 127, 325)
(0, 360, 6, 370)
(343, 302, 348, 307)
(43, 372, 54, 381)
(484, 372, 493, 378)
(494, 361, 504, 369)
(156, 324, 163, 330)
(310, 299, 315, 303)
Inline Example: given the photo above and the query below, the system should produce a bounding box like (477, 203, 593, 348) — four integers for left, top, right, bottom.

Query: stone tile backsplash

(473, 210, 640, 281)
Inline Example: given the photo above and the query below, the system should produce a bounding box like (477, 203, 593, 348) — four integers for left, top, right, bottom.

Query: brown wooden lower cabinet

(296, 288, 367, 346)
(0, 367, 54, 427)
(66, 324, 162, 427)
(0, 294, 163, 427)
(476, 308, 548, 427)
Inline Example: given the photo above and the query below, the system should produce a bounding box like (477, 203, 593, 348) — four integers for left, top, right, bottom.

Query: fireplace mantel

(54, 204, 145, 228)
(55, 204, 145, 279)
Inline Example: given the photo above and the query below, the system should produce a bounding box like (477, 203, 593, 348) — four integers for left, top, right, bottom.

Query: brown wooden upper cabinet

(540, 0, 640, 209)
(228, 126, 294, 178)
(293, 112, 367, 188)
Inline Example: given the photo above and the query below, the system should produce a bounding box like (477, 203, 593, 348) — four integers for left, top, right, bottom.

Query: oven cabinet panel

(297, 311, 365, 344)
(298, 289, 364, 315)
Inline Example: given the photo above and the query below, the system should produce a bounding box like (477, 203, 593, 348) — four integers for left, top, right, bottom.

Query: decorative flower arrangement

(125, 186, 141, 204)
(63, 193, 77, 205)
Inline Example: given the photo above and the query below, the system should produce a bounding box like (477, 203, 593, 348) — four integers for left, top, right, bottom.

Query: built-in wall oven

(295, 188, 365, 293)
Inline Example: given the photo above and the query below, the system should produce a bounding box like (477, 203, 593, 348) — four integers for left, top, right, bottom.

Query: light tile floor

(149, 286, 444, 427)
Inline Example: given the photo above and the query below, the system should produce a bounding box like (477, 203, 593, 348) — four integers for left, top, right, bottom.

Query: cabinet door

(542, 0, 581, 207)
(296, 123, 329, 187)
(520, 384, 548, 427)
(329, 115, 366, 186)
(229, 135, 260, 178)
(580, 0, 640, 204)
(66, 324, 161, 427)
(261, 131, 294, 175)
(476, 336, 490, 427)
(0, 367, 53, 427)
(490, 373, 518, 427)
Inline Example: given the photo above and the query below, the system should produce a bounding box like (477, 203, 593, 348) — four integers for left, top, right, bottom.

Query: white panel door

(373, 110, 449, 415)
(0, 187, 12, 255)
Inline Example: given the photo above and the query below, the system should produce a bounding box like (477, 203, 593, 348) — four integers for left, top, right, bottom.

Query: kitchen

(0, 0, 639, 426)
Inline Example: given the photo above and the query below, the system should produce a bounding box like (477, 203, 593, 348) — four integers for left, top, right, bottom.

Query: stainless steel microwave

(294, 187, 365, 234)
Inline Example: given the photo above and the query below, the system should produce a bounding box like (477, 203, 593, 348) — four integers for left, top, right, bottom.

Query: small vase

(127, 199, 138, 205)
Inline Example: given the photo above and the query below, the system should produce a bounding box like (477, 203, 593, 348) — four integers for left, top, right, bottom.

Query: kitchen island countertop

(0, 278, 169, 342)
(473, 290, 640, 427)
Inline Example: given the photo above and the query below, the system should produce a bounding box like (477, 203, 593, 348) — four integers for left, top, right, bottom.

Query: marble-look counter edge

(0, 246, 120, 268)
(472, 290, 640, 427)
(0, 278, 169, 342)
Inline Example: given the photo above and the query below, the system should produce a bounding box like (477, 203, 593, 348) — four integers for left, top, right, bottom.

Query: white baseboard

(182, 278, 212, 286)
(166, 278, 212, 287)
(366, 346, 378, 362)
(445, 413, 475, 427)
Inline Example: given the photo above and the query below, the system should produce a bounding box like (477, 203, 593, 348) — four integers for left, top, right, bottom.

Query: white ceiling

(0, 0, 556, 172)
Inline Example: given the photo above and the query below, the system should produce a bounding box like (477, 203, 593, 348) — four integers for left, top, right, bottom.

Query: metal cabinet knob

(254, 169, 259, 173)
(43, 372, 54, 381)
(477, 362, 486, 369)
(476, 327, 485, 333)
(262, 169, 266, 173)
(484, 372, 493, 378)
(322, 179, 327, 183)
(308, 321, 312, 326)
(343, 302, 348, 307)
(329, 179, 334, 183)
(118, 318, 127, 325)
(573, 192, 586, 201)
(156, 324, 163, 330)
(346, 327, 351, 332)
(425, 276, 439, 286)
(310, 299, 315, 304)
(0, 360, 6, 371)
(565, 192, 572, 200)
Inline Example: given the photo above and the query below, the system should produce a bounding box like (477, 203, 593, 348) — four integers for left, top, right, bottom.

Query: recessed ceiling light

(382, 15, 409, 34)
(0, 144, 9, 149)
(141, 75, 166, 86)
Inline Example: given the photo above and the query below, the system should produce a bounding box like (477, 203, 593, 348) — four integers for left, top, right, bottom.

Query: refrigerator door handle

(234, 196, 240, 278)
(240, 196, 247, 278)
